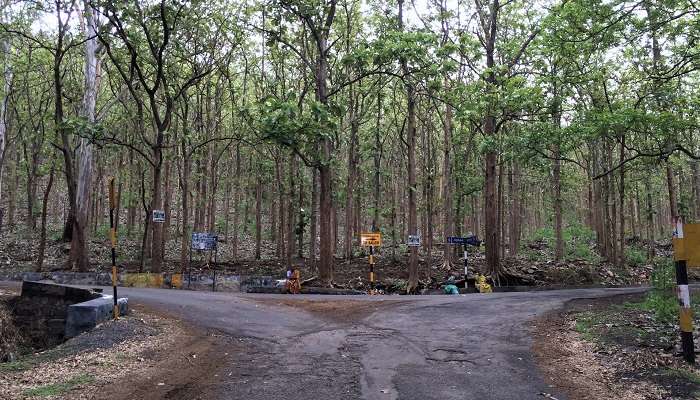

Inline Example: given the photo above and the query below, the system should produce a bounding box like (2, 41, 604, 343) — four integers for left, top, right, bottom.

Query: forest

(0, 0, 698, 293)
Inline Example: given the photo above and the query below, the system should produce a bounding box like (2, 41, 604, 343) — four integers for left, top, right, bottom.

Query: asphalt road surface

(103, 286, 646, 400)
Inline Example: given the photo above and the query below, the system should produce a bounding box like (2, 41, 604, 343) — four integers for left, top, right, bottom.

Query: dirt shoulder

(533, 293, 700, 400)
(0, 303, 226, 400)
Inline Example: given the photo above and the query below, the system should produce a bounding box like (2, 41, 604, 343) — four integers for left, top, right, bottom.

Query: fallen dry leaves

(0, 308, 182, 400)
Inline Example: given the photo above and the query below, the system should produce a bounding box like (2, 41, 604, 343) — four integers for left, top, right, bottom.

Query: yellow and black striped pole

(369, 246, 375, 293)
(673, 217, 694, 364)
(108, 177, 119, 320)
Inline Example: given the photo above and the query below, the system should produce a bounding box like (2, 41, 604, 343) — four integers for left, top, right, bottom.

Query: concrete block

(65, 295, 128, 338)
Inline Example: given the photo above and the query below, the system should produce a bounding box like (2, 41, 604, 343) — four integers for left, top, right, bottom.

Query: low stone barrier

(65, 295, 128, 338)
(14, 281, 129, 347)
(0, 271, 277, 293)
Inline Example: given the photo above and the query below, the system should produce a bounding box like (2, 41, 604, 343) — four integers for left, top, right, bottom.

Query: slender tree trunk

(0, 34, 11, 219)
(645, 178, 656, 259)
(442, 101, 454, 265)
(667, 163, 679, 222)
(372, 92, 382, 232)
(255, 173, 262, 260)
(287, 154, 296, 266)
(509, 161, 521, 255)
(179, 148, 191, 272)
(618, 135, 626, 266)
(344, 108, 358, 260)
(310, 167, 318, 265)
(231, 145, 242, 260)
(150, 145, 165, 272)
(35, 164, 55, 272)
(551, 86, 564, 262)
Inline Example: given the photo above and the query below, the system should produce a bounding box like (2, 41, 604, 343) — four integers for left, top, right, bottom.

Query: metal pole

(463, 245, 468, 289)
(369, 245, 375, 292)
(676, 259, 694, 363)
(108, 177, 119, 320)
(673, 217, 695, 364)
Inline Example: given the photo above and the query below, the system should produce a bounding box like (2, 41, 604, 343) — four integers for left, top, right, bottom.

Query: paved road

(104, 286, 646, 400)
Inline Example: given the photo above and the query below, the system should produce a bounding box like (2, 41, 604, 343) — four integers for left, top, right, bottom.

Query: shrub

(642, 259, 677, 323)
(626, 247, 647, 267)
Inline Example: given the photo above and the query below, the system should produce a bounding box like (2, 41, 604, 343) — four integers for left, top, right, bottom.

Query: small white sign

(408, 235, 421, 247)
(152, 210, 165, 223)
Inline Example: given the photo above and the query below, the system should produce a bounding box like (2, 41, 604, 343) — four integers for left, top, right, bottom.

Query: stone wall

(14, 281, 99, 349)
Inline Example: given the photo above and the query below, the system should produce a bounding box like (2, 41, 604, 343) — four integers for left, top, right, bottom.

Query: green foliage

(625, 247, 647, 268)
(528, 223, 600, 263)
(640, 259, 678, 323)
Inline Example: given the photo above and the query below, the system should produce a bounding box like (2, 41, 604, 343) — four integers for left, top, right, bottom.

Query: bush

(566, 242, 600, 263)
(626, 247, 647, 267)
(642, 259, 677, 323)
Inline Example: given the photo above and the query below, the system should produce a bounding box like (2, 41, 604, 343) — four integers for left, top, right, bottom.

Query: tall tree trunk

(231, 145, 242, 260)
(551, 85, 564, 262)
(150, 147, 165, 272)
(398, 0, 419, 292)
(483, 3, 500, 276)
(179, 146, 191, 272)
(618, 135, 626, 267)
(70, 0, 99, 272)
(344, 106, 358, 260)
(287, 154, 296, 266)
(0, 33, 11, 220)
(372, 92, 382, 232)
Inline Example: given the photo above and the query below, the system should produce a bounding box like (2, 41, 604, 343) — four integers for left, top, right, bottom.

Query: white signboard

(408, 235, 421, 247)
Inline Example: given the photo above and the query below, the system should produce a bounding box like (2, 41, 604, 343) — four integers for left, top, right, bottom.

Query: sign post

(189, 232, 218, 290)
(108, 177, 119, 319)
(361, 233, 382, 293)
(673, 218, 696, 364)
(447, 235, 482, 289)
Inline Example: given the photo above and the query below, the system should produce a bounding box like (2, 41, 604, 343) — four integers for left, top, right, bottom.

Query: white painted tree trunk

(71, 1, 99, 270)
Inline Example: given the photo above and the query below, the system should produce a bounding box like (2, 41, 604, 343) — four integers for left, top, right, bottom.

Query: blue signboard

(447, 235, 482, 247)
(192, 232, 218, 251)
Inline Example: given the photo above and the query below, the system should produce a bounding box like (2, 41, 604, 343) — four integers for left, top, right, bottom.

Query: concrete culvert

(0, 295, 23, 362)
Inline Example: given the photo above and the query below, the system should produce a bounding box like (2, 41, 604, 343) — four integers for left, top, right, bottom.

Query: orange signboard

(360, 233, 382, 247)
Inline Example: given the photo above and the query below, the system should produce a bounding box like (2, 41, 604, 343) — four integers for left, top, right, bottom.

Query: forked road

(115, 286, 646, 400)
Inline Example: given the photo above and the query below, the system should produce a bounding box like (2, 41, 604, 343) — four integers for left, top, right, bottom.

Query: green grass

(23, 374, 94, 398)
(0, 360, 31, 372)
(573, 311, 602, 342)
(0, 347, 68, 373)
